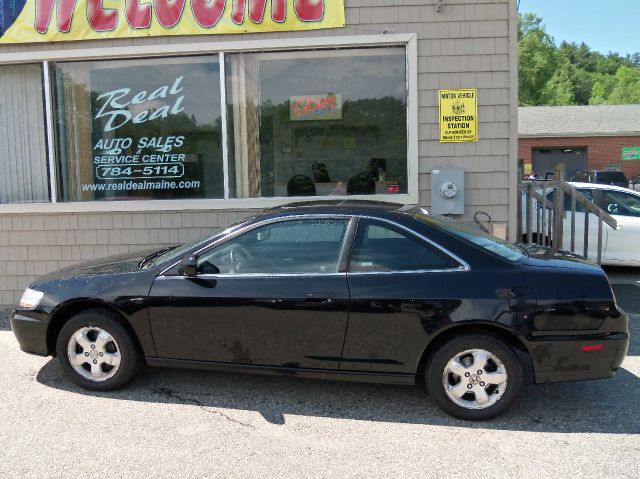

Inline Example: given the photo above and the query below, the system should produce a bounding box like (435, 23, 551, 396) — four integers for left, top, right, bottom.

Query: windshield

(414, 211, 526, 262)
(143, 215, 257, 268)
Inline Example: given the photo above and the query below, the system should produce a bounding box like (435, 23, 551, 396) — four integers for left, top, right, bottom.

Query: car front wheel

(56, 309, 140, 391)
(426, 334, 522, 420)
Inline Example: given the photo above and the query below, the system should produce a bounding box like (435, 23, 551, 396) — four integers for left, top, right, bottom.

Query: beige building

(0, 0, 518, 305)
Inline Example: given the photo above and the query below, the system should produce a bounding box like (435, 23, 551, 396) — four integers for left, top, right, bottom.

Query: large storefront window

(225, 47, 408, 198)
(0, 64, 49, 204)
(52, 56, 224, 201)
(1, 44, 411, 206)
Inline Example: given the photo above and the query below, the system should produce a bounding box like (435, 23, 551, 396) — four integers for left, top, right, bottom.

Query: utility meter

(431, 169, 464, 214)
(440, 181, 458, 199)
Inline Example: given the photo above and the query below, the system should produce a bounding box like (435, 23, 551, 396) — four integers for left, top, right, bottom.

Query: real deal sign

(0, 0, 344, 44)
(439, 89, 478, 143)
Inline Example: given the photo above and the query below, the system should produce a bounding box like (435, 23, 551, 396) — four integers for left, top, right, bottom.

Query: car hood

(518, 244, 603, 272)
(34, 248, 162, 283)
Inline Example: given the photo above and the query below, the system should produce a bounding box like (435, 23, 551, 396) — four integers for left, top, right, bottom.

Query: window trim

(0, 33, 419, 214)
(346, 216, 470, 275)
(159, 213, 355, 276)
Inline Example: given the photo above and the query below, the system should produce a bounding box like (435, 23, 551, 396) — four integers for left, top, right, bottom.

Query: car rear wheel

(426, 334, 522, 420)
(56, 309, 140, 391)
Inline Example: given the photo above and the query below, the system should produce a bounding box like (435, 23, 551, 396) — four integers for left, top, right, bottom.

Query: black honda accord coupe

(11, 201, 629, 420)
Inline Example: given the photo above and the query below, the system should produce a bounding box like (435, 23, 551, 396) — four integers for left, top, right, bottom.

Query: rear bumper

(10, 311, 49, 356)
(530, 331, 629, 384)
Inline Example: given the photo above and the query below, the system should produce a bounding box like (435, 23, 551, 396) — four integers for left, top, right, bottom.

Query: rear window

(597, 171, 627, 183)
(414, 211, 526, 262)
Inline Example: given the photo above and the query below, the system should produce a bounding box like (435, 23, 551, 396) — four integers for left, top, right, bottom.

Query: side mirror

(180, 255, 198, 277)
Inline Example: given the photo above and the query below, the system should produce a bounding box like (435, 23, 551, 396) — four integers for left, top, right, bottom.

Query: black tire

(56, 309, 140, 391)
(426, 334, 522, 420)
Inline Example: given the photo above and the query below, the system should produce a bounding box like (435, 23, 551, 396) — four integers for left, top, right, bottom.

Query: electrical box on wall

(431, 168, 464, 215)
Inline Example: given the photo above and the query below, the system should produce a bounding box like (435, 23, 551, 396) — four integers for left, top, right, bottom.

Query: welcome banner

(0, 0, 344, 44)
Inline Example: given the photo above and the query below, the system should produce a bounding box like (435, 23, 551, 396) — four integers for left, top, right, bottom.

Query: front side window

(226, 47, 408, 199)
(547, 188, 593, 212)
(598, 190, 640, 217)
(0, 64, 49, 204)
(198, 219, 349, 274)
(52, 56, 223, 202)
(349, 220, 460, 272)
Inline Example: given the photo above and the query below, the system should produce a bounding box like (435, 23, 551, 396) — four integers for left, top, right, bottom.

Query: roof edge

(519, 132, 640, 139)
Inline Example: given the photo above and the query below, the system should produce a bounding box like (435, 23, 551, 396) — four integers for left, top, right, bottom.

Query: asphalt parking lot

(1, 306, 638, 479)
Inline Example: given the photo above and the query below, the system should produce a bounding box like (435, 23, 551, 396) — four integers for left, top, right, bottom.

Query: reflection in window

(600, 190, 640, 217)
(547, 189, 593, 212)
(350, 220, 460, 272)
(226, 48, 408, 199)
(0, 64, 49, 204)
(52, 56, 224, 202)
(198, 219, 349, 274)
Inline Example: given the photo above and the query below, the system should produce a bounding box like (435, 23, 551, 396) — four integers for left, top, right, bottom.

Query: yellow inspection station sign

(439, 89, 478, 143)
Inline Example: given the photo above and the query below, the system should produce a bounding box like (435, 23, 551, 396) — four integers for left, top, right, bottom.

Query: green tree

(608, 66, 640, 104)
(540, 67, 576, 105)
(589, 80, 607, 105)
(518, 12, 640, 105)
(518, 13, 559, 106)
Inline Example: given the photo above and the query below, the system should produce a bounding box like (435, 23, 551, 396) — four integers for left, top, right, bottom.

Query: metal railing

(517, 164, 617, 264)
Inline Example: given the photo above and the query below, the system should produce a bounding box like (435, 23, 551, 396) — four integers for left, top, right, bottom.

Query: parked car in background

(569, 170, 629, 189)
(11, 201, 629, 420)
(528, 182, 640, 266)
(629, 175, 640, 191)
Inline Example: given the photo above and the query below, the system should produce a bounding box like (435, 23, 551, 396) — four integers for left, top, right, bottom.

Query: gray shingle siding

(0, 0, 516, 303)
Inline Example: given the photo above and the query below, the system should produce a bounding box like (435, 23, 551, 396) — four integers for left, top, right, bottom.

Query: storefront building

(519, 105, 640, 180)
(0, 0, 517, 304)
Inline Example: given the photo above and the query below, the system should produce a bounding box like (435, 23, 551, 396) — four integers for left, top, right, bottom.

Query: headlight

(19, 288, 44, 308)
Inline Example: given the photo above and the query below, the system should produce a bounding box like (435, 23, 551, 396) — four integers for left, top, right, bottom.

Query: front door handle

(305, 291, 333, 304)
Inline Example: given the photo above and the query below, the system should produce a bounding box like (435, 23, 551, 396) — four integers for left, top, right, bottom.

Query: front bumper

(10, 311, 49, 356)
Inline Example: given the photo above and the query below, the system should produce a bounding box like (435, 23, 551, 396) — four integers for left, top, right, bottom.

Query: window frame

(0, 33, 418, 214)
(347, 216, 469, 275)
(196, 216, 353, 276)
(160, 214, 357, 277)
(595, 188, 640, 217)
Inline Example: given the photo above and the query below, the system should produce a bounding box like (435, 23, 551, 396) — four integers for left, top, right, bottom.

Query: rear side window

(415, 212, 525, 262)
(349, 220, 461, 272)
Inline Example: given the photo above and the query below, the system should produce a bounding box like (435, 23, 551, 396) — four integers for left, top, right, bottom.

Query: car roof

(574, 169, 625, 174)
(568, 181, 636, 194)
(262, 199, 416, 216)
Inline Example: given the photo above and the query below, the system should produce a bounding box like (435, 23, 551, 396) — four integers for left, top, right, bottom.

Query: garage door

(532, 148, 587, 179)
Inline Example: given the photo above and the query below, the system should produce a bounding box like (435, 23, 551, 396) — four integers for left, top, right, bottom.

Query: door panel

(596, 189, 640, 263)
(340, 218, 469, 374)
(149, 274, 350, 368)
(148, 217, 352, 368)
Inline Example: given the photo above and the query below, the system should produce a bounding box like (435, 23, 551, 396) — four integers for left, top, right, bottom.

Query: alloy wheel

(441, 348, 508, 410)
(66, 327, 122, 382)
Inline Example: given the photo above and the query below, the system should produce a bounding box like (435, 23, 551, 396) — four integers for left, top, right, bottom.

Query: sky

(519, 0, 640, 57)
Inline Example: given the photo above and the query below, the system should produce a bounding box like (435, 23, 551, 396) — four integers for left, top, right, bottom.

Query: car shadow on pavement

(36, 355, 640, 434)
